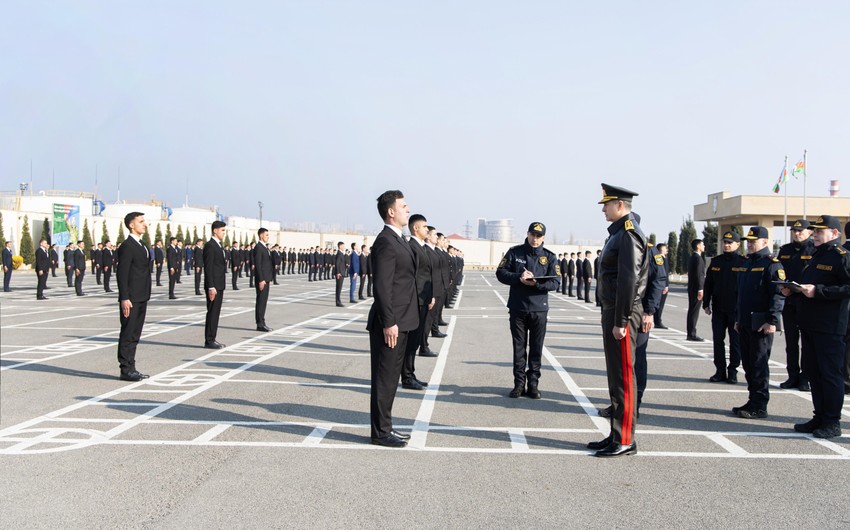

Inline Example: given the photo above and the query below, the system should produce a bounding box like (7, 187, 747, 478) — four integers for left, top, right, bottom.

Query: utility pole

(258, 201, 264, 226)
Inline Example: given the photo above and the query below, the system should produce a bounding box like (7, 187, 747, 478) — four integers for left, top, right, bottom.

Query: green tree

(648, 232, 656, 246)
(731, 225, 745, 255)
(666, 231, 678, 275)
(0, 212, 6, 249)
(141, 225, 151, 247)
(81, 218, 94, 250)
(165, 224, 172, 243)
(101, 220, 110, 244)
(117, 223, 126, 245)
(702, 222, 718, 257)
(677, 216, 697, 275)
(251, 234, 256, 244)
(176, 224, 184, 242)
(154, 223, 163, 244)
(41, 217, 51, 245)
(223, 232, 231, 247)
(202, 226, 207, 241)
(19, 215, 35, 265)
(193, 226, 199, 243)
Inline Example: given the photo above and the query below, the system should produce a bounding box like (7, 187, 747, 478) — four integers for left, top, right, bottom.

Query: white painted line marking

(542, 346, 609, 433)
(480, 275, 492, 287)
(708, 433, 749, 456)
(303, 427, 330, 446)
(193, 424, 231, 443)
(508, 429, 529, 451)
(811, 438, 850, 457)
(409, 316, 457, 450)
(492, 290, 507, 307)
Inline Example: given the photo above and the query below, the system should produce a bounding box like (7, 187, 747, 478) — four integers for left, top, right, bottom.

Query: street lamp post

(258, 201, 264, 226)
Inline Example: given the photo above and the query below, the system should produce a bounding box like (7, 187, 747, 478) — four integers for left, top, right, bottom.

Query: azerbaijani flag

(773, 164, 788, 193)
(792, 159, 805, 177)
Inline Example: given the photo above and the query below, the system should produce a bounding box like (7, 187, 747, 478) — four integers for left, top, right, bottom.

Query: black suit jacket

(203, 239, 226, 291)
(253, 243, 274, 282)
(334, 250, 346, 276)
(424, 246, 444, 298)
(116, 237, 152, 303)
(408, 239, 434, 306)
(101, 248, 114, 268)
(154, 247, 164, 264)
(688, 252, 706, 293)
(74, 248, 86, 271)
(367, 226, 420, 332)
(166, 246, 179, 269)
(193, 246, 204, 268)
(36, 247, 51, 272)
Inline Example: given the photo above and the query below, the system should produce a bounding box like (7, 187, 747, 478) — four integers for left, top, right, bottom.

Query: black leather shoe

(508, 385, 524, 398)
(736, 408, 767, 419)
(359, 297, 365, 300)
(105, 289, 114, 293)
(598, 405, 613, 418)
(655, 324, 668, 329)
(419, 349, 438, 357)
(402, 380, 425, 390)
(726, 372, 738, 384)
(415, 379, 429, 388)
(391, 430, 411, 440)
(525, 386, 541, 399)
(350, 299, 357, 303)
(336, 302, 344, 307)
(794, 418, 821, 433)
(587, 435, 613, 450)
(431, 331, 447, 338)
(686, 335, 705, 342)
(595, 442, 637, 457)
(731, 403, 752, 415)
(256, 325, 272, 332)
(204, 341, 225, 349)
(709, 372, 727, 383)
(779, 378, 799, 389)
(371, 434, 407, 448)
(437, 320, 449, 326)
(798, 380, 811, 392)
(445, 305, 454, 309)
(169, 295, 177, 299)
(813, 423, 842, 439)
(195, 291, 202, 295)
(37, 296, 48, 300)
(233, 287, 239, 290)
(119, 371, 149, 382)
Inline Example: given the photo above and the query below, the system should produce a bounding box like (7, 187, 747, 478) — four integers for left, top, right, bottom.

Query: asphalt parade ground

(1, 271, 848, 528)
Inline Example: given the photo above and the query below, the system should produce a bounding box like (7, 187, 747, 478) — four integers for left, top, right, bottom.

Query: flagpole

(802, 149, 807, 219)
(783, 155, 788, 244)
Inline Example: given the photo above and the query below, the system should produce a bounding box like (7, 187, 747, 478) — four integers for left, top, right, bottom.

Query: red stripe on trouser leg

(620, 326, 633, 446)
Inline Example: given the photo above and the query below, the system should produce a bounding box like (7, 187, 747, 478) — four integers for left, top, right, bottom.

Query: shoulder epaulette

(771, 257, 780, 263)
(624, 219, 635, 231)
(836, 246, 847, 255)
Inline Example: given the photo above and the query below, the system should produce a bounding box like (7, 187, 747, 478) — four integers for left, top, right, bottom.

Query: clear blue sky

(2, 1, 848, 242)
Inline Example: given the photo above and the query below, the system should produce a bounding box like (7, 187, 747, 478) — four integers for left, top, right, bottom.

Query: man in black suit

(116, 212, 153, 382)
(333, 242, 346, 307)
(367, 190, 419, 448)
(574, 253, 585, 299)
(193, 239, 204, 296)
(558, 254, 568, 295)
(50, 244, 59, 277)
(92, 243, 101, 284)
(423, 226, 445, 351)
(101, 241, 114, 292)
(246, 242, 255, 288)
(204, 221, 228, 349)
(175, 240, 184, 283)
(582, 250, 594, 302)
(154, 240, 164, 286)
(271, 245, 281, 284)
(63, 241, 75, 287)
(687, 238, 706, 341)
(402, 214, 436, 390)
(358, 244, 369, 300)
(166, 237, 179, 299)
(2, 241, 12, 292)
(230, 242, 242, 290)
(73, 240, 86, 296)
(36, 239, 51, 299)
(253, 228, 274, 332)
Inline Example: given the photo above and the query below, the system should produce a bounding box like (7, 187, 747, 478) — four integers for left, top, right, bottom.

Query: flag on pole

(772, 162, 788, 194)
(792, 159, 806, 178)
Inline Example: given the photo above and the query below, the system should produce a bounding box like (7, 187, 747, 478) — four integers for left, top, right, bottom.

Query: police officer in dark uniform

(495, 222, 560, 400)
(703, 230, 745, 383)
(587, 185, 647, 458)
(732, 226, 784, 420)
(782, 215, 850, 439)
(777, 219, 815, 392)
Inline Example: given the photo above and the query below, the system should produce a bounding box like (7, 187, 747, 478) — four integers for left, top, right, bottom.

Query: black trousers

(634, 328, 649, 407)
(654, 292, 667, 326)
(402, 305, 429, 383)
(509, 310, 547, 387)
(739, 326, 773, 409)
(567, 276, 575, 296)
(205, 291, 223, 343)
(366, 274, 373, 297)
(359, 275, 366, 299)
(369, 327, 408, 439)
(711, 310, 740, 375)
(103, 270, 112, 292)
(686, 291, 701, 336)
(335, 276, 344, 304)
(232, 268, 239, 290)
(66, 267, 73, 287)
(74, 270, 84, 295)
(118, 300, 147, 374)
(4, 269, 12, 291)
(195, 270, 202, 294)
(801, 330, 845, 424)
(168, 271, 177, 297)
(782, 303, 807, 382)
(36, 271, 48, 298)
(582, 279, 591, 302)
(844, 319, 850, 392)
(96, 266, 102, 284)
(255, 282, 269, 326)
(429, 294, 444, 335)
(155, 264, 163, 285)
(601, 308, 640, 445)
(51, 264, 57, 277)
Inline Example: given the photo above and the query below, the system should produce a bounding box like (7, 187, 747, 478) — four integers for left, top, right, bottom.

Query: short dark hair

(376, 190, 404, 221)
(337, 241, 344, 249)
(77, 240, 84, 244)
(426, 225, 436, 232)
(104, 240, 111, 245)
(408, 213, 427, 231)
(691, 239, 703, 250)
(436, 232, 445, 239)
(656, 243, 667, 251)
(585, 250, 591, 256)
(570, 252, 575, 257)
(211, 220, 226, 230)
(170, 237, 177, 243)
(124, 211, 144, 229)
(258, 227, 268, 236)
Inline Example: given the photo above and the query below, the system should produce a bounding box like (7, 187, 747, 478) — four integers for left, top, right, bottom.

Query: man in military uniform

(586, 185, 647, 458)
(495, 222, 560, 400)
(703, 230, 745, 383)
(732, 226, 784, 420)
(782, 215, 850, 439)
(777, 219, 815, 392)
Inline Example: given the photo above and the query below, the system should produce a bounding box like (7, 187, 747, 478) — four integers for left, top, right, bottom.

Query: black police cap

(721, 230, 741, 242)
(810, 215, 841, 230)
(790, 219, 811, 231)
(599, 183, 639, 204)
(527, 222, 546, 235)
(742, 226, 769, 240)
